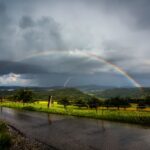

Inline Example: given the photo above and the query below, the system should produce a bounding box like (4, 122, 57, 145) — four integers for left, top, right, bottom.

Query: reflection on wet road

(0, 107, 150, 150)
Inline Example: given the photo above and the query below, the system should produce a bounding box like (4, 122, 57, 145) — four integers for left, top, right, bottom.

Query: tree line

(4, 89, 150, 111)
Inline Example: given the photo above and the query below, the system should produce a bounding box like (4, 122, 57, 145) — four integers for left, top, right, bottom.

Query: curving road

(0, 107, 150, 150)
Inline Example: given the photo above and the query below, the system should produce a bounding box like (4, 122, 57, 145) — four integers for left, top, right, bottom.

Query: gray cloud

(98, 0, 150, 30)
(0, 1, 14, 59)
(19, 16, 35, 29)
(24, 72, 128, 87)
(19, 16, 66, 53)
(0, 0, 150, 87)
(0, 61, 47, 75)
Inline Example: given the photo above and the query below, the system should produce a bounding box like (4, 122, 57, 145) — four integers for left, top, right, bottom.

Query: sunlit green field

(0, 101, 150, 125)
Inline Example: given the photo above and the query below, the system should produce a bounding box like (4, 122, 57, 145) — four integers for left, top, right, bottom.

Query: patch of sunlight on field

(127, 107, 137, 111)
(145, 107, 150, 111)
(38, 101, 47, 104)
(37, 101, 58, 105)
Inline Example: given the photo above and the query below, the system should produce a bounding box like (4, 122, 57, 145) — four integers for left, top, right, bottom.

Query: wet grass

(1, 101, 150, 126)
(0, 121, 12, 150)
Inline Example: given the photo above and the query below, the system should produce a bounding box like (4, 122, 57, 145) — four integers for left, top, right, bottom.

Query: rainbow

(64, 77, 72, 87)
(17, 50, 142, 89)
(16, 51, 54, 62)
(86, 52, 142, 88)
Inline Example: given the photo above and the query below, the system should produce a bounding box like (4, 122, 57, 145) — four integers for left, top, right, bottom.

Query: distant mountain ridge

(74, 85, 116, 92)
(0, 85, 116, 92)
(91, 87, 150, 98)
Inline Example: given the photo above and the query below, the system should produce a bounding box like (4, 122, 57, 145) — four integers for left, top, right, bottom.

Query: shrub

(0, 122, 11, 150)
(0, 122, 7, 132)
(13, 89, 34, 103)
(0, 133, 12, 150)
(59, 97, 70, 109)
(74, 99, 88, 108)
(87, 97, 102, 112)
(137, 101, 146, 110)
(22, 106, 35, 111)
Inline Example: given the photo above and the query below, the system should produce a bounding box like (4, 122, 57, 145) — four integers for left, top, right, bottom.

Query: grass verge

(0, 121, 12, 150)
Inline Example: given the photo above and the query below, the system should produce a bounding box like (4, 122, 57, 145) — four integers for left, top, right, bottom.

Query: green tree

(14, 89, 33, 103)
(104, 99, 111, 110)
(104, 97, 130, 110)
(137, 101, 146, 110)
(144, 96, 150, 106)
(59, 97, 70, 109)
(88, 97, 101, 112)
(74, 98, 88, 108)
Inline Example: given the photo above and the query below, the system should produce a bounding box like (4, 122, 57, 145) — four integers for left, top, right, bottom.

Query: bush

(0, 122, 11, 150)
(22, 106, 35, 111)
(13, 89, 33, 103)
(0, 122, 7, 132)
(87, 97, 102, 112)
(0, 133, 12, 150)
(137, 102, 146, 110)
(59, 97, 70, 109)
(104, 97, 130, 110)
(74, 99, 88, 108)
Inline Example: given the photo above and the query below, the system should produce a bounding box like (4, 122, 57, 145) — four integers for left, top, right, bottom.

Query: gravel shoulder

(8, 125, 55, 150)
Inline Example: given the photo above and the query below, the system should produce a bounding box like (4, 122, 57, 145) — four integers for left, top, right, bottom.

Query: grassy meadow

(1, 101, 150, 126)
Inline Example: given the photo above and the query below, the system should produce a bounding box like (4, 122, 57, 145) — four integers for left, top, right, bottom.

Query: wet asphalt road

(0, 107, 150, 150)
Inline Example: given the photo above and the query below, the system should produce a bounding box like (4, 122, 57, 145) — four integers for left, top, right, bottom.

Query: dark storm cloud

(21, 51, 106, 75)
(131, 72, 150, 79)
(98, 0, 150, 30)
(19, 16, 66, 52)
(120, 0, 150, 30)
(25, 71, 130, 87)
(0, 61, 47, 75)
(19, 16, 35, 29)
(101, 40, 134, 64)
(0, 1, 14, 59)
(0, 0, 66, 61)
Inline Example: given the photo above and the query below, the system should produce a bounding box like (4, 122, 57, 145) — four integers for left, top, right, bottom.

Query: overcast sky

(0, 0, 150, 87)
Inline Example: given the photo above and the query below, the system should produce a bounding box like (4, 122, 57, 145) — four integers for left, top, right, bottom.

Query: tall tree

(59, 97, 70, 109)
(14, 89, 33, 103)
(88, 97, 101, 112)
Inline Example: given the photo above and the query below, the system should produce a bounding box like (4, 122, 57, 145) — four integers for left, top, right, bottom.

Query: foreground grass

(1, 101, 150, 126)
(0, 121, 11, 150)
